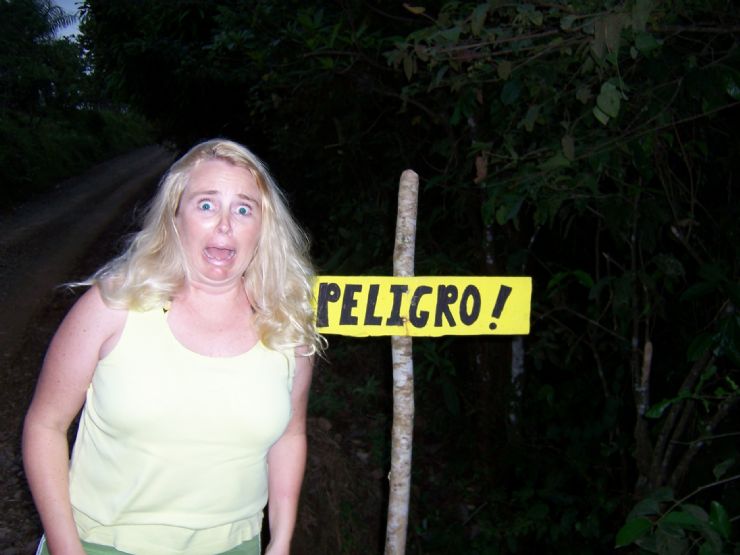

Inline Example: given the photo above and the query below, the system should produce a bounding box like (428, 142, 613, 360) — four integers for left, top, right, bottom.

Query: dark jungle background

(2, 0, 739, 553)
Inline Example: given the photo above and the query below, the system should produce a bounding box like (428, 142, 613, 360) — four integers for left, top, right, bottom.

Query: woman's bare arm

(265, 350, 313, 555)
(22, 286, 125, 555)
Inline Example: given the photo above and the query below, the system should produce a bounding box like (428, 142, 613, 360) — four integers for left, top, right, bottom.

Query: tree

(385, 1, 740, 551)
(78, 1, 740, 551)
(0, 0, 152, 206)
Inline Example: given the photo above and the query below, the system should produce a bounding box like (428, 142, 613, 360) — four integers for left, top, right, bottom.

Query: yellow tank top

(68, 308, 295, 555)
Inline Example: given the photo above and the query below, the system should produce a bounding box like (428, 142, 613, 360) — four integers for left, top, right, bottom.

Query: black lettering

(316, 282, 341, 327)
(489, 284, 513, 330)
(409, 285, 432, 327)
(340, 283, 362, 325)
(459, 285, 481, 325)
(363, 284, 383, 325)
(435, 285, 458, 327)
(386, 284, 408, 325)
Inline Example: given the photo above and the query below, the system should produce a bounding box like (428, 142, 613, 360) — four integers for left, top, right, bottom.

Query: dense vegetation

(13, 0, 740, 552)
(0, 0, 153, 208)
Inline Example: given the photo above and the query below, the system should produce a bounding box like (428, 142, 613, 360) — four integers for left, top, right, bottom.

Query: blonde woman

(23, 139, 322, 555)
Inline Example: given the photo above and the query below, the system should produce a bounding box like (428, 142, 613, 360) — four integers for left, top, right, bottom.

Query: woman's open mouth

(204, 247, 236, 262)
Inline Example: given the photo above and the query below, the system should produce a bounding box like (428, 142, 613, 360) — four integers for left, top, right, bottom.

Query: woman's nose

(216, 212, 232, 234)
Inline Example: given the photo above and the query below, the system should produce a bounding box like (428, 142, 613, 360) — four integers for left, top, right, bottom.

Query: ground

(0, 145, 175, 552)
(0, 147, 386, 554)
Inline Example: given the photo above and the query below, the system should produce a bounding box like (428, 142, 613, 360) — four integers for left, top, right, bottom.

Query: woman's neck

(174, 279, 252, 317)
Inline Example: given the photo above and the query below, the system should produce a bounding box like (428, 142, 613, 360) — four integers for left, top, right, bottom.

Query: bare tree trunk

(385, 170, 419, 555)
(508, 336, 525, 432)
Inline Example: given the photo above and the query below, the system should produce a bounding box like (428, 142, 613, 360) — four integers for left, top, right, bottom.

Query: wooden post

(384, 169, 419, 555)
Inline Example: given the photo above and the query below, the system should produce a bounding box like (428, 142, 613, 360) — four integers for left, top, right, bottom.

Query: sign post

(312, 171, 532, 554)
(384, 169, 419, 555)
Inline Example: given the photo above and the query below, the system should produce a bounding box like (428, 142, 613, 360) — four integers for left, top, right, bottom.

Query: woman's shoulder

(69, 285, 129, 354)
(74, 284, 128, 319)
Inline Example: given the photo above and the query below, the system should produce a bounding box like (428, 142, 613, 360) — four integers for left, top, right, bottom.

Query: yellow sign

(314, 276, 531, 337)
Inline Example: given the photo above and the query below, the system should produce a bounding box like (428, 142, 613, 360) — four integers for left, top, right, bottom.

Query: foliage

(617, 477, 738, 554)
(382, 1, 740, 550)
(0, 0, 153, 208)
(78, 0, 740, 552)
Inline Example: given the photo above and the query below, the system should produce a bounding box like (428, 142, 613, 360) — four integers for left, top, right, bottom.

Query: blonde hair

(90, 138, 323, 355)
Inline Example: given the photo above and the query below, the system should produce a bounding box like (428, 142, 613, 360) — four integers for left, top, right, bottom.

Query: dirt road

(0, 145, 174, 553)
(0, 145, 175, 361)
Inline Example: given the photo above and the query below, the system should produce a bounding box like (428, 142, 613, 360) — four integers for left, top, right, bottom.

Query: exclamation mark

(489, 285, 512, 330)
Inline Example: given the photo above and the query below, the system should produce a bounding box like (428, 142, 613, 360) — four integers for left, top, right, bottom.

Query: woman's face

(176, 158, 262, 289)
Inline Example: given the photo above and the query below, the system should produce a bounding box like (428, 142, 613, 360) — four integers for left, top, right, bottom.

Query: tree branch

(669, 393, 740, 490)
(647, 350, 715, 489)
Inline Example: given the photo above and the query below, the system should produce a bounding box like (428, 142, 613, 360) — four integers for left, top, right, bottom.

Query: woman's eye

(198, 201, 213, 211)
(236, 205, 251, 216)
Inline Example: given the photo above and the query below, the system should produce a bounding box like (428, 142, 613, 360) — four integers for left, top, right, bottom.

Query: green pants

(37, 535, 260, 555)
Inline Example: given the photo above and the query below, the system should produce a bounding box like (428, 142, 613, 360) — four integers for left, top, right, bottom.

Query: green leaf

(604, 14, 626, 54)
(576, 86, 592, 104)
(528, 10, 543, 26)
(403, 3, 426, 15)
(561, 135, 575, 160)
(648, 487, 676, 504)
(709, 501, 731, 539)
(539, 152, 570, 171)
(725, 75, 740, 100)
(655, 528, 689, 554)
(593, 105, 610, 125)
(727, 375, 740, 391)
(645, 398, 671, 418)
(680, 281, 716, 302)
(681, 504, 709, 523)
(437, 25, 462, 44)
(572, 270, 594, 288)
(471, 3, 488, 37)
(592, 14, 626, 58)
(403, 53, 414, 81)
(698, 542, 721, 555)
(616, 517, 652, 547)
(636, 533, 657, 551)
(560, 15, 576, 31)
(654, 253, 684, 278)
(646, 391, 689, 418)
(497, 60, 512, 80)
(597, 82, 621, 117)
(546, 271, 569, 291)
(414, 44, 429, 62)
(629, 497, 661, 518)
(500, 80, 521, 105)
(662, 509, 703, 530)
(635, 31, 661, 54)
(632, 0, 653, 32)
(686, 332, 714, 362)
(495, 196, 524, 225)
(520, 105, 540, 132)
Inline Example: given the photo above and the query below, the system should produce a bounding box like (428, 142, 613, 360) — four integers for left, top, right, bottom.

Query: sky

(54, 0, 82, 37)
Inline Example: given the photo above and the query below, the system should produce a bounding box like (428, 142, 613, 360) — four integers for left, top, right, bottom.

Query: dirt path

(0, 145, 174, 553)
(0, 145, 175, 361)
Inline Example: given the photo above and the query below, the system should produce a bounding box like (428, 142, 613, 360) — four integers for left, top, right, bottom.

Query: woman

(22, 139, 323, 555)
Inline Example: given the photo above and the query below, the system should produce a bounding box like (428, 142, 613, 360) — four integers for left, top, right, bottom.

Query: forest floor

(0, 146, 387, 554)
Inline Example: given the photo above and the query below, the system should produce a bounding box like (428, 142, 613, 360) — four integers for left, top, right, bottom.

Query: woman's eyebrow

(237, 193, 262, 205)
(186, 188, 218, 197)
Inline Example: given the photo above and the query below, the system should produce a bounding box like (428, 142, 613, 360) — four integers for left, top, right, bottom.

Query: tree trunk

(385, 170, 419, 555)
